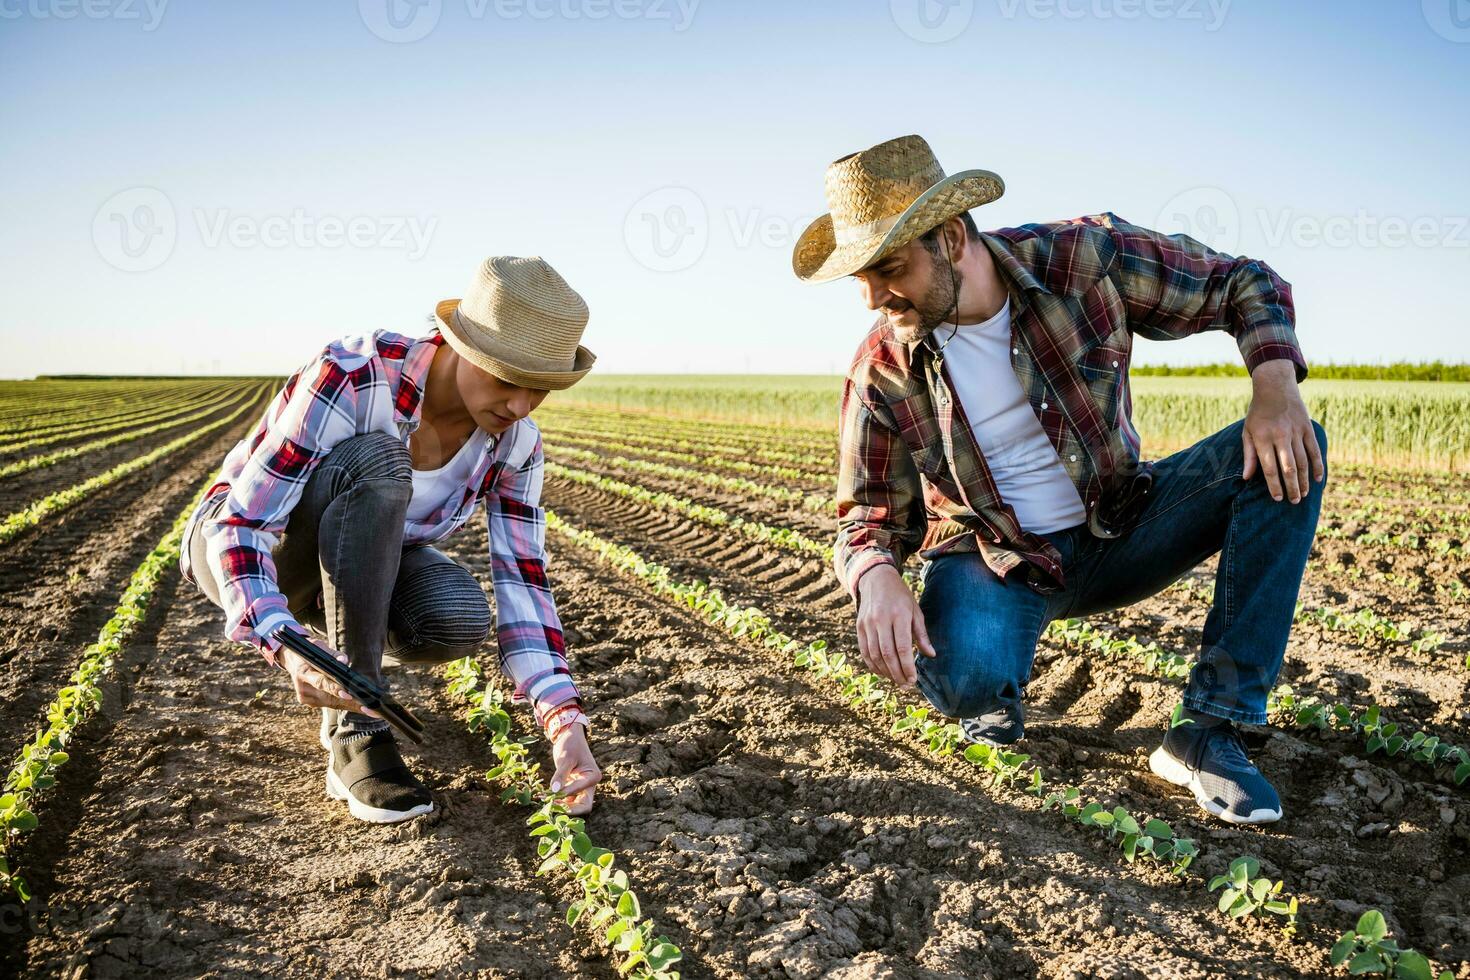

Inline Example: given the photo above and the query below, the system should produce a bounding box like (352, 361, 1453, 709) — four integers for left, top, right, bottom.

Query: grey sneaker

(325, 728, 434, 824)
(959, 703, 1025, 746)
(1149, 710, 1282, 825)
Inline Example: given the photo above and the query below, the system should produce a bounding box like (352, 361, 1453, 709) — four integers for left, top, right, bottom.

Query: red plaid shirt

(835, 212, 1306, 599)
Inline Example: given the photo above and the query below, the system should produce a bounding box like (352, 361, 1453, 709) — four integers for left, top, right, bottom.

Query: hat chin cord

(929, 227, 963, 360)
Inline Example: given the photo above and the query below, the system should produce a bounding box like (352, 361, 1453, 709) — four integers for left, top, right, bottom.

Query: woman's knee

(321, 432, 411, 485)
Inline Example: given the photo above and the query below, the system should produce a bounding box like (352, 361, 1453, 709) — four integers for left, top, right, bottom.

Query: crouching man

(793, 136, 1327, 825)
(182, 256, 601, 823)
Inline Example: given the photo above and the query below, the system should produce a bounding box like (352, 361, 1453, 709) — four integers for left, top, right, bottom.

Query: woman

(181, 255, 601, 823)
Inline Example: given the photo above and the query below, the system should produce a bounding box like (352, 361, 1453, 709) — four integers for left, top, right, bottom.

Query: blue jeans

(915, 418, 1328, 726)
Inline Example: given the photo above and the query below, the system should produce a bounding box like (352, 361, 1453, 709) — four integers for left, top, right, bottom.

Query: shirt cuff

(845, 549, 898, 604)
(1240, 334, 1308, 384)
(255, 613, 306, 669)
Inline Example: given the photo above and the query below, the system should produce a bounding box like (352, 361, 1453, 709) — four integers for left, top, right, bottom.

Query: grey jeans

(187, 432, 493, 689)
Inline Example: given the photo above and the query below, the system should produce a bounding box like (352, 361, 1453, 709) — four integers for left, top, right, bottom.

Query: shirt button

(1069, 454, 1077, 461)
(1041, 402, 1049, 410)
(1112, 360, 1119, 368)
(1012, 347, 1019, 355)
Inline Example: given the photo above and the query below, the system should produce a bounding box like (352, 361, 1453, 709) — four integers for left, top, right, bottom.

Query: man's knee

(917, 647, 1025, 719)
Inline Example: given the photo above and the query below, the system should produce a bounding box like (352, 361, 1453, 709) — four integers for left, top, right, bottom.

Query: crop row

(541, 430, 827, 488)
(543, 444, 831, 513)
(0, 380, 227, 435)
(444, 660, 684, 979)
(547, 406, 1464, 514)
(0, 480, 212, 902)
(545, 508, 1463, 976)
(0, 383, 265, 482)
(549, 456, 1454, 689)
(547, 417, 1469, 554)
(544, 509, 1207, 879)
(537, 415, 832, 470)
(0, 382, 249, 456)
(0, 388, 266, 546)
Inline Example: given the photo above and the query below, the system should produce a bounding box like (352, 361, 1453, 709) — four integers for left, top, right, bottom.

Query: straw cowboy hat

(434, 255, 596, 390)
(792, 135, 1005, 284)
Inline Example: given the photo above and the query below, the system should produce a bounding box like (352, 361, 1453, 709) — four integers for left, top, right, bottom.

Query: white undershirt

(938, 299, 1088, 534)
(406, 427, 489, 524)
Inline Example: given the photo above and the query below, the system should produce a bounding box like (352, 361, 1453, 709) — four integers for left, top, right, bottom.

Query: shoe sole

(1148, 747, 1282, 825)
(325, 749, 434, 825)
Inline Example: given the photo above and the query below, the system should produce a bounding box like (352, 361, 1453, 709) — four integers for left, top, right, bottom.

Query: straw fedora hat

(434, 255, 595, 391)
(792, 135, 1005, 284)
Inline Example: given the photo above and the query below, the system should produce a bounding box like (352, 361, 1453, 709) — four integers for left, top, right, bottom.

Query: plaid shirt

(835, 212, 1306, 599)
(181, 328, 584, 733)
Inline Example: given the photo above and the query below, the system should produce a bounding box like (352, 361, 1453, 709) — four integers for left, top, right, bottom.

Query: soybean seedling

(1208, 857, 1299, 935)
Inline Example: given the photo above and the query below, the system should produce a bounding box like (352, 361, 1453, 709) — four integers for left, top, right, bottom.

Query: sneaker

(319, 708, 335, 751)
(959, 703, 1025, 747)
(325, 728, 434, 824)
(1149, 711, 1282, 825)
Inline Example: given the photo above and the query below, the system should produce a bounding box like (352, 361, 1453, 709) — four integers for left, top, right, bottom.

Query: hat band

(833, 211, 903, 247)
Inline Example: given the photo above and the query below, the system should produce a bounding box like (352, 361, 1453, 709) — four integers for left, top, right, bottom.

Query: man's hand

(1242, 359, 1325, 504)
(278, 639, 379, 717)
(855, 564, 936, 687)
(550, 724, 601, 815)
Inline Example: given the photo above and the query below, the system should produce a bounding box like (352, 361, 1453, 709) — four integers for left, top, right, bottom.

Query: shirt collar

(905, 232, 1048, 368)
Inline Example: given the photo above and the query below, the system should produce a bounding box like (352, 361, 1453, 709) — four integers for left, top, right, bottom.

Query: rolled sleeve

(1104, 212, 1307, 383)
(834, 382, 925, 602)
(486, 426, 584, 732)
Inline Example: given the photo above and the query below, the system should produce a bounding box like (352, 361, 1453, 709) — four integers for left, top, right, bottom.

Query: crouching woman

(180, 256, 601, 823)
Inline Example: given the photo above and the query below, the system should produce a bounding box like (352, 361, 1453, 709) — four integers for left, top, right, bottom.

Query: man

(793, 135, 1327, 825)
(182, 255, 602, 823)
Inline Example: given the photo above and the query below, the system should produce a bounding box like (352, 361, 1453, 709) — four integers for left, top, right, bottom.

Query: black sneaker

(1149, 711, 1282, 825)
(325, 728, 434, 824)
(959, 703, 1025, 746)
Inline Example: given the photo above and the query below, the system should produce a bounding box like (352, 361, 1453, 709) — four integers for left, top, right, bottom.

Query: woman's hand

(278, 638, 378, 717)
(549, 723, 601, 815)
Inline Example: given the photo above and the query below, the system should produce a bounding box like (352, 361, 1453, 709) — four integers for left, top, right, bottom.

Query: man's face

(454, 358, 549, 434)
(851, 236, 959, 345)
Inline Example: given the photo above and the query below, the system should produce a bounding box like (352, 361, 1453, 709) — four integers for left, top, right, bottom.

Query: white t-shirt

(406, 427, 490, 525)
(938, 300, 1088, 534)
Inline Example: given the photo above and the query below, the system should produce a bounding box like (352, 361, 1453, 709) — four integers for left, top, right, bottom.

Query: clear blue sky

(2, 0, 1466, 377)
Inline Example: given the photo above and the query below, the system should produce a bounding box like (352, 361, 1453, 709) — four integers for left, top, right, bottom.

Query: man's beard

(884, 248, 960, 345)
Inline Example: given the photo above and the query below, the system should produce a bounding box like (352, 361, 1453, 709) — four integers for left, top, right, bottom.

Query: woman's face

(454, 356, 549, 434)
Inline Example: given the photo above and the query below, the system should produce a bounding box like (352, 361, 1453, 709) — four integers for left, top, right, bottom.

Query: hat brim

(434, 298, 596, 391)
(792, 169, 1005, 284)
